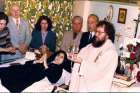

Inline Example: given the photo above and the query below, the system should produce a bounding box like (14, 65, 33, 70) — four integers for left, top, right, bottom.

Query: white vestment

(69, 39, 118, 92)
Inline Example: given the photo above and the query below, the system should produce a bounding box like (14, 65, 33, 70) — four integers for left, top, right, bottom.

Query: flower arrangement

(126, 43, 140, 69)
(119, 41, 140, 81)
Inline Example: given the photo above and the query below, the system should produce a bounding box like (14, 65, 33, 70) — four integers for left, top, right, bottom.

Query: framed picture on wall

(117, 8, 127, 24)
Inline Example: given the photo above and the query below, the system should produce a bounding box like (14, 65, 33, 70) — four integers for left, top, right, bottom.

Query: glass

(67, 44, 79, 69)
(72, 45, 79, 54)
(68, 44, 79, 59)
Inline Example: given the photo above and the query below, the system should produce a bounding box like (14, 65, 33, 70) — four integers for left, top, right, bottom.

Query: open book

(113, 75, 136, 87)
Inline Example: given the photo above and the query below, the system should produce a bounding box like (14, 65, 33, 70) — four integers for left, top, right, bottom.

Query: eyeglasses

(95, 31, 106, 35)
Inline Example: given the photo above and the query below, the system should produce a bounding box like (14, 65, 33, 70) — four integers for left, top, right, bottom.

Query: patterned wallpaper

(5, 0, 73, 50)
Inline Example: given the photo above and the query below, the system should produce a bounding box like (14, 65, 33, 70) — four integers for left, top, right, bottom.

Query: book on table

(113, 74, 136, 87)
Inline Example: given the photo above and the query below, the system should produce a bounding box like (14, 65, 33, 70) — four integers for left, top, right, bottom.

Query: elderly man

(60, 15, 83, 87)
(1, 4, 31, 61)
(69, 20, 118, 92)
(79, 14, 99, 50)
(60, 16, 83, 53)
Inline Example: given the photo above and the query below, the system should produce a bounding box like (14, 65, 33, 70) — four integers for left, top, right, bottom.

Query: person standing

(69, 21, 118, 92)
(60, 16, 83, 52)
(79, 14, 99, 50)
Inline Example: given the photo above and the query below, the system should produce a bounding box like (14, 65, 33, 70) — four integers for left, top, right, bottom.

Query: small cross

(115, 33, 122, 42)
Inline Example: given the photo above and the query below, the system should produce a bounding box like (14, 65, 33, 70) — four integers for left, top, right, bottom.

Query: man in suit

(79, 14, 99, 50)
(60, 16, 83, 53)
(1, 4, 31, 61)
(60, 16, 83, 86)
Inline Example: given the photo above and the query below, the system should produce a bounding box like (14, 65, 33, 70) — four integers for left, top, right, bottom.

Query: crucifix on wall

(133, 13, 140, 38)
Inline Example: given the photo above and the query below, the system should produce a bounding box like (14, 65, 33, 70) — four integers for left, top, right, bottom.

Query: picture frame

(117, 8, 127, 24)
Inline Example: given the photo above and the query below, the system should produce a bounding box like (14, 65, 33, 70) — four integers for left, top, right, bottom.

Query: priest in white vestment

(69, 20, 118, 92)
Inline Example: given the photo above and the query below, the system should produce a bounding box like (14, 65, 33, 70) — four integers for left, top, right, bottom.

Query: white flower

(48, 4, 52, 10)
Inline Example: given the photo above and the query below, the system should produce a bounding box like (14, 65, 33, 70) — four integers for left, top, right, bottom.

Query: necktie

(89, 33, 92, 41)
(73, 32, 77, 39)
(16, 19, 19, 29)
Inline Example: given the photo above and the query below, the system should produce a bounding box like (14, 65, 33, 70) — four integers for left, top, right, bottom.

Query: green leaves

(5, 0, 73, 50)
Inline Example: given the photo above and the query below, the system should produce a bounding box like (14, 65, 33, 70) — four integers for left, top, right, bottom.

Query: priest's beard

(92, 37, 106, 48)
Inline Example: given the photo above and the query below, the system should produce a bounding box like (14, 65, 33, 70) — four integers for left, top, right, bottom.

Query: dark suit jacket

(30, 29, 56, 52)
(79, 32, 95, 50)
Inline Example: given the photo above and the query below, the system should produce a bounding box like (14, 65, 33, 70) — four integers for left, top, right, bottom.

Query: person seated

(2, 4, 31, 61)
(30, 15, 56, 57)
(0, 12, 16, 62)
(0, 50, 70, 93)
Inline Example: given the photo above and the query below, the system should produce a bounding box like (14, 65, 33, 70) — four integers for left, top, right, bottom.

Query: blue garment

(30, 29, 56, 53)
(1, 17, 31, 62)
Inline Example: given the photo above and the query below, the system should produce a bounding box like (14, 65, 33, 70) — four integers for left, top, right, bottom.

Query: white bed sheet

(0, 58, 70, 92)
(0, 80, 9, 92)
(23, 77, 54, 92)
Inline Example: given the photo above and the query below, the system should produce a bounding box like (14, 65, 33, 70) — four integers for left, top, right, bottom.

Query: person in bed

(0, 50, 71, 93)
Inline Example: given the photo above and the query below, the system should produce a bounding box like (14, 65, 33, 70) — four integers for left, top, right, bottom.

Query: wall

(72, 1, 85, 16)
(73, 0, 90, 32)
(0, 0, 4, 12)
(73, 1, 139, 51)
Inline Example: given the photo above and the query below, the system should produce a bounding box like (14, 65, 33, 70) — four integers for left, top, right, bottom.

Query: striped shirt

(0, 27, 12, 48)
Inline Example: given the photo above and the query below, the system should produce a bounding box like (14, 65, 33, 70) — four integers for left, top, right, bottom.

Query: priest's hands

(67, 52, 82, 63)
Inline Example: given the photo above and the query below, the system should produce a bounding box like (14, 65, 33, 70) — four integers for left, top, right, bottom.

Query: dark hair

(35, 15, 52, 31)
(47, 50, 68, 64)
(88, 14, 99, 23)
(47, 50, 71, 72)
(0, 12, 9, 25)
(97, 20, 115, 43)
